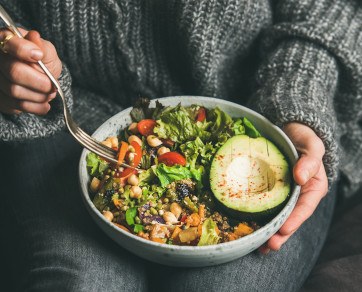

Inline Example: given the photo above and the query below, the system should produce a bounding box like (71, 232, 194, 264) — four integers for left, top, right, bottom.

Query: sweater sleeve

(250, 0, 362, 184)
(0, 63, 74, 141)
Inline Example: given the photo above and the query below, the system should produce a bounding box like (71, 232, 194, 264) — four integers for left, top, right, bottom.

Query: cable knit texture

(0, 0, 361, 197)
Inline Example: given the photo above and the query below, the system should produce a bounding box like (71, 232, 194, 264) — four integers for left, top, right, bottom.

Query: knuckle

(36, 76, 52, 93)
(9, 84, 20, 98)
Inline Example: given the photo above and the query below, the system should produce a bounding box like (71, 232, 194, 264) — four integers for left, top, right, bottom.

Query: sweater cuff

(250, 39, 339, 184)
(0, 63, 73, 142)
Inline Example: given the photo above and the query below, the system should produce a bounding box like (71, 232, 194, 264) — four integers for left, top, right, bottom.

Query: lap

(0, 132, 337, 292)
(0, 132, 147, 292)
(149, 185, 336, 292)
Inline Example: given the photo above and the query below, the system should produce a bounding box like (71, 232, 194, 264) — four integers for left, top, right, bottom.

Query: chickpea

(147, 135, 162, 147)
(157, 146, 170, 156)
(128, 122, 139, 134)
(103, 211, 114, 222)
(130, 185, 142, 199)
(128, 152, 135, 163)
(127, 174, 139, 186)
(90, 177, 101, 193)
(109, 136, 119, 149)
(170, 202, 182, 219)
(128, 135, 142, 146)
(101, 139, 112, 148)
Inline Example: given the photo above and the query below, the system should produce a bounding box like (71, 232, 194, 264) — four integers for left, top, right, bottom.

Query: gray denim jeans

(0, 131, 337, 292)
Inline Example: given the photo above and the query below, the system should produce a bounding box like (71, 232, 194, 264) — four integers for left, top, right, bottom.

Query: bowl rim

(79, 96, 301, 251)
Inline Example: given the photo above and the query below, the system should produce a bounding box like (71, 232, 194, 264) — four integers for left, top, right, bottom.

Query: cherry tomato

(196, 107, 206, 122)
(120, 168, 137, 179)
(137, 119, 157, 136)
(158, 152, 186, 166)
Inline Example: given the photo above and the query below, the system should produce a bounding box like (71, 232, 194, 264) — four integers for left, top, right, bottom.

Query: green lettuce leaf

(86, 152, 109, 177)
(153, 104, 211, 143)
(154, 163, 203, 188)
(243, 117, 261, 138)
(197, 218, 220, 246)
(232, 118, 245, 135)
(126, 207, 137, 225)
(139, 165, 157, 185)
(180, 137, 205, 168)
(207, 107, 233, 141)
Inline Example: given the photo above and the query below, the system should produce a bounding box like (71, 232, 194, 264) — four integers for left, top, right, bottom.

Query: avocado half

(210, 135, 291, 223)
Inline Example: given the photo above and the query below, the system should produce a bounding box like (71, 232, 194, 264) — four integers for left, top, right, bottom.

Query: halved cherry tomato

(137, 119, 157, 136)
(118, 141, 129, 164)
(158, 152, 186, 166)
(120, 168, 137, 179)
(196, 107, 206, 122)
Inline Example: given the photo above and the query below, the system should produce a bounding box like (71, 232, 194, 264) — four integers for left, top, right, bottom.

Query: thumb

(293, 154, 322, 185)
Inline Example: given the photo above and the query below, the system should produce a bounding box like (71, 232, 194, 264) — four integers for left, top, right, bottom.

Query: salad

(86, 98, 267, 246)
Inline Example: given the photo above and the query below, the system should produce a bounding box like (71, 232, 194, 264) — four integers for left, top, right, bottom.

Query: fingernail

(263, 248, 270, 255)
(30, 49, 43, 61)
(49, 92, 57, 100)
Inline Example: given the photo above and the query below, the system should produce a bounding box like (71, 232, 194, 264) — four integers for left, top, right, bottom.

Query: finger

(267, 231, 291, 251)
(293, 154, 321, 185)
(266, 164, 328, 251)
(281, 164, 327, 235)
(0, 93, 51, 115)
(0, 73, 56, 103)
(258, 244, 271, 255)
(0, 54, 53, 93)
(0, 29, 43, 62)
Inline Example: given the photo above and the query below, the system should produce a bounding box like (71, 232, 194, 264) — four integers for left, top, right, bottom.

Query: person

(0, 0, 360, 291)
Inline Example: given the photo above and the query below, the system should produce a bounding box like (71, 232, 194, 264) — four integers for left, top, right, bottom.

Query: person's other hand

(259, 122, 328, 254)
(0, 28, 62, 115)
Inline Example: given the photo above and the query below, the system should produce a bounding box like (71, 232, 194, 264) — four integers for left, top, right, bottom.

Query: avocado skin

(214, 195, 289, 224)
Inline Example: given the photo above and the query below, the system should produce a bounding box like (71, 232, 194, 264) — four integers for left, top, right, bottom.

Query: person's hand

(0, 28, 62, 115)
(259, 122, 328, 254)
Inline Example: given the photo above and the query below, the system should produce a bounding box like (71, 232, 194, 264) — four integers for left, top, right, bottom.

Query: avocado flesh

(210, 135, 290, 221)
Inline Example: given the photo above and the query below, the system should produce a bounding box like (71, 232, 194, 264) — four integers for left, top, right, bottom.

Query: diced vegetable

(197, 219, 220, 246)
(118, 141, 129, 165)
(234, 223, 254, 237)
(179, 227, 198, 243)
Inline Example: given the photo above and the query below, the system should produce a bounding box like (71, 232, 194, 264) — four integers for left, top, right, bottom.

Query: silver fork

(0, 5, 141, 171)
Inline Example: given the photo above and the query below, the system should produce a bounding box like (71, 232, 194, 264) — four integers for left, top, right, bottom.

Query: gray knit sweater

(0, 0, 361, 197)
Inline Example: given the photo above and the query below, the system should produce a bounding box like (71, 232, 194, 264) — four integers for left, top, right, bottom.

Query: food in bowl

(86, 98, 291, 246)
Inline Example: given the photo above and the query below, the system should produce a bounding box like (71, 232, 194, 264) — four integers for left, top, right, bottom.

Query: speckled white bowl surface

(79, 96, 300, 267)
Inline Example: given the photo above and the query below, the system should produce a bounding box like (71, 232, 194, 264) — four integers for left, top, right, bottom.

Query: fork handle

(0, 4, 62, 92)
(0, 5, 24, 38)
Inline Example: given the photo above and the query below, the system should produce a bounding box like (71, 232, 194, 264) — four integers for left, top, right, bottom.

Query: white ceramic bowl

(79, 96, 300, 267)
